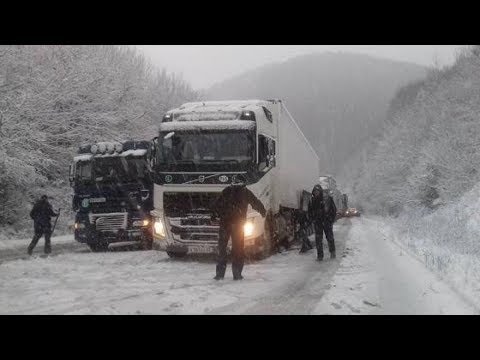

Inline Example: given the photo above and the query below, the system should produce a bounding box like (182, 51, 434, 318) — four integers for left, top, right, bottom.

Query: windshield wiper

(174, 160, 196, 164)
(199, 159, 240, 164)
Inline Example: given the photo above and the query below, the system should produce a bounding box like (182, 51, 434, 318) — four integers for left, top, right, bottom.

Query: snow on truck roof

(174, 100, 276, 113)
(73, 149, 147, 162)
(161, 100, 278, 131)
(160, 120, 256, 132)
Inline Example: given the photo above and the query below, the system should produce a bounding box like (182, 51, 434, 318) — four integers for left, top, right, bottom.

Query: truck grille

(89, 213, 127, 232)
(168, 216, 219, 244)
(163, 192, 220, 244)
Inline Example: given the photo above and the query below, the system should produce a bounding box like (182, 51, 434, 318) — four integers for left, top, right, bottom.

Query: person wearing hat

(308, 184, 337, 261)
(212, 177, 267, 280)
(28, 195, 59, 256)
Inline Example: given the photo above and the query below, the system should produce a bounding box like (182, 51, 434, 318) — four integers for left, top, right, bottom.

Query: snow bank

(377, 182, 480, 310)
(314, 217, 476, 314)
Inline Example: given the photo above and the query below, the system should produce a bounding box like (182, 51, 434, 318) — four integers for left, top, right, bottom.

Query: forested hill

(207, 52, 427, 178)
(349, 46, 480, 216)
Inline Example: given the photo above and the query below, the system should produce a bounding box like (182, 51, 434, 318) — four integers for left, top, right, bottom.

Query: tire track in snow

(209, 222, 351, 315)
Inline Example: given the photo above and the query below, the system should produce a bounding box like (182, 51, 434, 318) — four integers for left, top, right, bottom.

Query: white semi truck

(150, 100, 320, 258)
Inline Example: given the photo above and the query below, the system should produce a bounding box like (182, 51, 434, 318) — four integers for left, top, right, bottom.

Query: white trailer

(150, 99, 320, 258)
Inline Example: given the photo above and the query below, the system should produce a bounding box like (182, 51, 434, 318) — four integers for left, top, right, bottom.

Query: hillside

(350, 46, 480, 215)
(0, 45, 199, 235)
(207, 52, 428, 180)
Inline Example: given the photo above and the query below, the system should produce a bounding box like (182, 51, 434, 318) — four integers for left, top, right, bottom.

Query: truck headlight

(244, 220, 254, 237)
(74, 222, 85, 230)
(133, 219, 150, 227)
(154, 219, 166, 237)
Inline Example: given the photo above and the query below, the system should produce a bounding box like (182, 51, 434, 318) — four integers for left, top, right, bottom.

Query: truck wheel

(167, 251, 187, 258)
(253, 242, 270, 260)
(89, 243, 109, 252)
(254, 213, 274, 260)
(142, 239, 153, 251)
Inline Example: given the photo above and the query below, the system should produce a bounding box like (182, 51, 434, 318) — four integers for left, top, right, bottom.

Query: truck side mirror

(269, 154, 276, 167)
(150, 138, 158, 169)
(163, 138, 172, 150)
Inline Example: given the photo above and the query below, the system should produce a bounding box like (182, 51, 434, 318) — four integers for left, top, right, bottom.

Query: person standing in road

(28, 195, 59, 256)
(212, 178, 267, 281)
(308, 185, 337, 261)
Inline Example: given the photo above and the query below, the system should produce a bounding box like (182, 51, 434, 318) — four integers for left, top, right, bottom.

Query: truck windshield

(75, 157, 150, 184)
(158, 130, 254, 171)
(75, 161, 92, 182)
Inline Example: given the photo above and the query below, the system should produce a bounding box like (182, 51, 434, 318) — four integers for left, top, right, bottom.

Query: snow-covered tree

(0, 45, 199, 229)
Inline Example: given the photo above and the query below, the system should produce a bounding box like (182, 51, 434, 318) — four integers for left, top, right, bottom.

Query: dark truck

(69, 141, 154, 252)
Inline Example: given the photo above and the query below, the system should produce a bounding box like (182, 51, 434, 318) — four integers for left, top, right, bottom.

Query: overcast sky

(133, 45, 464, 90)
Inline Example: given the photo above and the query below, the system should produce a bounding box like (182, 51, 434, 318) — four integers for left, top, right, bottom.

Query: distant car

(344, 208, 360, 218)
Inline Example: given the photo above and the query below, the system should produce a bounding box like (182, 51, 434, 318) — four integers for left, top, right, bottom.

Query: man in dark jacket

(212, 179, 267, 280)
(308, 185, 337, 261)
(28, 195, 59, 255)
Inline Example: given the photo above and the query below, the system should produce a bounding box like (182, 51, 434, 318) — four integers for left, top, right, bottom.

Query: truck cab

(150, 100, 320, 259)
(69, 141, 154, 252)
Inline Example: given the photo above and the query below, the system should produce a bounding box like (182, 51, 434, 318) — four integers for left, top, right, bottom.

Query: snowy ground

(314, 217, 478, 314)
(0, 218, 476, 315)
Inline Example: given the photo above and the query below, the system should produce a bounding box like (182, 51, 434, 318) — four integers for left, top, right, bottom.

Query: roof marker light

(106, 143, 115, 154)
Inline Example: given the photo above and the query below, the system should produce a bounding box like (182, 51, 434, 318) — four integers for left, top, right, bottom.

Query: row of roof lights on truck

(162, 111, 255, 122)
(239, 111, 255, 120)
(90, 142, 123, 155)
(162, 114, 173, 123)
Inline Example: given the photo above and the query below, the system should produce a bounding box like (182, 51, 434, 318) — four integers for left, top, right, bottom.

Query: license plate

(189, 246, 216, 254)
(89, 197, 106, 203)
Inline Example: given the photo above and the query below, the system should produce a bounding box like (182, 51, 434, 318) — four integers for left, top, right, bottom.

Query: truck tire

(167, 251, 187, 258)
(142, 239, 153, 251)
(253, 212, 274, 260)
(89, 243, 109, 252)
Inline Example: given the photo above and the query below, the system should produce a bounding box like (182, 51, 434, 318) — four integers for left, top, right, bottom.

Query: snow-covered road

(314, 217, 478, 315)
(0, 218, 476, 315)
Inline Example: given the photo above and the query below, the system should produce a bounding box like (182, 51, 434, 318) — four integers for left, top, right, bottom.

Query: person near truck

(308, 185, 337, 261)
(28, 195, 59, 256)
(212, 178, 267, 281)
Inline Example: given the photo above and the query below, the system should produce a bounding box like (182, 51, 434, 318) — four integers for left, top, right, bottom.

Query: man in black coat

(308, 185, 337, 261)
(28, 195, 59, 255)
(212, 179, 266, 280)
